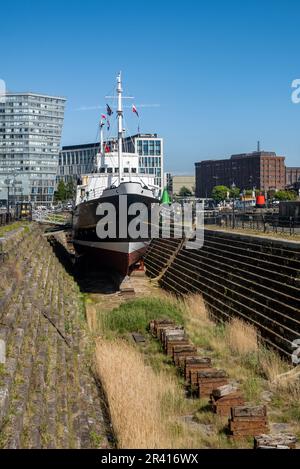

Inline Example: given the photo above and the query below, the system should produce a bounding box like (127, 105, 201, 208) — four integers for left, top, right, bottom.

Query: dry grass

(224, 318, 259, 355)
(95, 339, 204, 449)
(93, 290, 299, 448)
(86, 303, 98, 333)
(259, 349, 289, 383)
(182, 294, 210, 324)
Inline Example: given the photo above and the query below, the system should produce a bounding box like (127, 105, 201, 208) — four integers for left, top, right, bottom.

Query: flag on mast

(106, 104, 113, 116)
(101, 114, 106, 120)
(132, 104, 139, 117)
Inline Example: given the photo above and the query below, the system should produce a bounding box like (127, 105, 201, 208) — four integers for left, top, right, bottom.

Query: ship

(72, 73, 160, 276)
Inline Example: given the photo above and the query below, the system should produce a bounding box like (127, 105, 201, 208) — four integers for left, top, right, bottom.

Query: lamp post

(4, 177, 12, 219)
(231, 182, 236, 229)
(243, 189, 246, 213)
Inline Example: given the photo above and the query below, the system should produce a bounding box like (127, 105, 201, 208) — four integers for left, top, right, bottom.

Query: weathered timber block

(162, 327, 185, 346)
(156, 324, 177, 342)
(230, 428, 269, 439)
(185, 356, 212, 366)
(161, 324, 184, 341)
(229, 419, 268, 431)
(132, 332, 146, 343)
(166, 337, 189, 356)
(190, 368, 214, 386)
(231, 405, 267, 420)
(212, 384, 238, 398)
(173, 345, 197, 364)
(211, 393, 245, 416)
(254, 433, 297, 449)
(198, 377, 229, 398)
(153, 319, 175, 337)
(198, 369, 228, 380)
(185, 357, 212, 382)
(197, 368, 228, 397)
(177, 354, 198, 369)
(213, 401, 245, 417)
(211, 392, 244, 405)
(256, 445, 290, 449)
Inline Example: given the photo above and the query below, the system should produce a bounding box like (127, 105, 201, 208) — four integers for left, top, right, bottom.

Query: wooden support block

(212, 384, 238, 399)
(177, 354, 198, 369)
(228, 405, 269, 439)
(152, 319, 175, 337)
(161, 327, 185, 347)
(199, 380, 228, 398)
(229, 429, 269, 439)
(231, 405, 267, 420)
(172, 345, 197, 367)
(197, 369, 229, 398)
(166, 337, 189, 356)
(211, 392, 245, 417)
(185, 357, 212, 383)
(132, 332, 146, 343)
(254, 433, 297, 449)
(229, 420, 268, 431)
(154, 319, 175, 339)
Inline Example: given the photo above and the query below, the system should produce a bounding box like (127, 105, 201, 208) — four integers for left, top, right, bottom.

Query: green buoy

(160, 188, 172, 204)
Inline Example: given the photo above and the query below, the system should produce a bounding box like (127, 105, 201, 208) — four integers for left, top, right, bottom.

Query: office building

(58, 133, 164, 192)
(58, 143, 99, 183)
(171, 175, 195, 195)
(165, 172, 172, 192)
(125, 133, 163, 191)
(195, 151, 286, 198)
(286, 167, 300, 190)
(0, 92, 65, 206)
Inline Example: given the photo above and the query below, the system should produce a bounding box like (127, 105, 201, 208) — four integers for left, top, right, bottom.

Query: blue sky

(1, 0, 300, 172)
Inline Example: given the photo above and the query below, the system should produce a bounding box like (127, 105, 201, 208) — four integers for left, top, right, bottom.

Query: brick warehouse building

(195, 151, 286, 198)
(286, 167, 300, 189)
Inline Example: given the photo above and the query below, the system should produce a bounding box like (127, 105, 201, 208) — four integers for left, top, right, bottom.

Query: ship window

(100, 167, 105, 173)
(107, 167, 113, 173)
(114, 168, 119, 173)
(124, 168, 129, 173)
(131, 168, 137, 173)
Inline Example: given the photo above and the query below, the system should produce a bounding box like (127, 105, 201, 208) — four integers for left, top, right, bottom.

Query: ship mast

(100, 121, 104, 155)
(96, 121, 104, 172)
(117, 72, 123, 185)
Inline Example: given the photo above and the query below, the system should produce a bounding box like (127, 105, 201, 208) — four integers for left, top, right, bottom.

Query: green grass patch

(99, 297, 185, 334)
(0, 221, 30, 238)
(241, 374, 264, 402)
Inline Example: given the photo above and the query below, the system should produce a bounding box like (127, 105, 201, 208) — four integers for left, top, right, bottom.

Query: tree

(178, 186, 193, 197)
(229, 186, 240, 199)
(54, 180, 67, 202)
(212, 185, 230, 202)
(275, 190, 297, 201)
(66, 179, 75, 200)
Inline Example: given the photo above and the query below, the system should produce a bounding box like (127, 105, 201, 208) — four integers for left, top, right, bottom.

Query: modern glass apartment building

(135, 134, 163, 190)
(0, 93, 66, 206)
(58, 133, 164, 192)
(58, 143, 99, 183)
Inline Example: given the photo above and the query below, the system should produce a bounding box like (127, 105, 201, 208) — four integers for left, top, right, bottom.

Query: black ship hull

(72, 183, 158, 276)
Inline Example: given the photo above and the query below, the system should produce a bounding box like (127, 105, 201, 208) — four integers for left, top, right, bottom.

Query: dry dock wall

(0, 224, 108, 449)
(145, 229, 300, 358)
